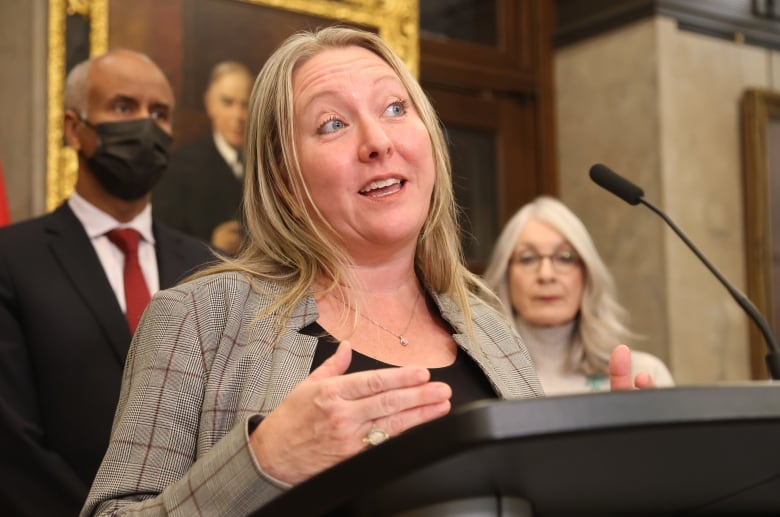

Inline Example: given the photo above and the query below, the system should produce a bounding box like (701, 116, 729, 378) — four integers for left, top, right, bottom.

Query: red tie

(106, 229, 151, 334)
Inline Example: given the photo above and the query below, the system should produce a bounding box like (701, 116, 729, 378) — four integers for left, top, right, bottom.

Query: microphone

(589, 163, 780, 380)
(590, 163, 644, 205)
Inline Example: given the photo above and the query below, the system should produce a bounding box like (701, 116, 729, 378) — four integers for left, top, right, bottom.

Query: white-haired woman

(483, 196, 674, 395)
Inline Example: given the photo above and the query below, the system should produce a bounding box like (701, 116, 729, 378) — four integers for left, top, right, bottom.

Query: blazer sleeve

(0, 245, 88, 516)
(81, 285, 288, 516)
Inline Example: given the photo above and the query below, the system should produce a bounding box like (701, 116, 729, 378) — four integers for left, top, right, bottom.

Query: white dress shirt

(213, 132, 243, 179)
(68, 191, 160, 313)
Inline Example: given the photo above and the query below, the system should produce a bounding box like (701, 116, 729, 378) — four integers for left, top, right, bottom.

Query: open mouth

(359, 178, 405, 197)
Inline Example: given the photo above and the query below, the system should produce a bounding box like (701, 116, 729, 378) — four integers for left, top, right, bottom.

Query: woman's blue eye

(319, 117, 345, 134)
(386, 100, 407, 117)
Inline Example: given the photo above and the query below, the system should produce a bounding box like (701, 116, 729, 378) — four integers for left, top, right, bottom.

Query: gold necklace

(342, 289, 422, 346)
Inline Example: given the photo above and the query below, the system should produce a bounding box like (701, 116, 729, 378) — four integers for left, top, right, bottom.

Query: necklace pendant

(399, 335, 409, 346)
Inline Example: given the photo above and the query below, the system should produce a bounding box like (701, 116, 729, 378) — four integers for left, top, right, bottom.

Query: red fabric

(0, 160, 10, 226)
(106, 229, 151, 334)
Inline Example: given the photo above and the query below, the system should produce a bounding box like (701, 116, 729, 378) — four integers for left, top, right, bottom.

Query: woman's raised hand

(249, 341, 452, 485)
(609, 344, 656, 391)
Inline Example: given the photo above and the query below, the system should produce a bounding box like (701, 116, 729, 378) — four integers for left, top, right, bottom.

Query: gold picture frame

(46, 0, 418, 210)
(742, 88, 780, 379)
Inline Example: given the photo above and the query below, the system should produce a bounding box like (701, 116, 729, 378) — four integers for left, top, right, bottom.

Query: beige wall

(556, 16, 780, 383)
(0, 0, 48, 222)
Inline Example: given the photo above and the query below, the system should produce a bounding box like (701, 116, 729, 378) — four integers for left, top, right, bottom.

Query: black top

(303, 322, 497, 408)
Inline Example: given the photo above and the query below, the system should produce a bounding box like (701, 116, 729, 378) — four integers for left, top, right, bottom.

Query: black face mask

(81, 117, 173, 200)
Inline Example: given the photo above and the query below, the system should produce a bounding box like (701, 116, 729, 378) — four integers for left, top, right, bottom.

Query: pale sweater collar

(513, 317, 611, 395)
(513, 316, 575, 369)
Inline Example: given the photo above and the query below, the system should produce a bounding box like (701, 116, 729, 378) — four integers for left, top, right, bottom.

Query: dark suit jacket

(0, 203, 215, 516)
(152, 136, 244, 244)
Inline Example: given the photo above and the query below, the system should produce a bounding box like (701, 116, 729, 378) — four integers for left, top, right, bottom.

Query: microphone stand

(640, 197, 780, 380)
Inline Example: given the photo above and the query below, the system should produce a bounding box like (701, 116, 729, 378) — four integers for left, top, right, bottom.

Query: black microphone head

(589, 163, 645, 205)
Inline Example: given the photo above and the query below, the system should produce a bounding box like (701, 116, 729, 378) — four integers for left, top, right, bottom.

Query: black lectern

(253, 385, 780, 516)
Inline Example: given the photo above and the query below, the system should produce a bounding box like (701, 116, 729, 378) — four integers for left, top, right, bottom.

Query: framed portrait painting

(742, 88, 780, 379)
(46, 0, 419, 209)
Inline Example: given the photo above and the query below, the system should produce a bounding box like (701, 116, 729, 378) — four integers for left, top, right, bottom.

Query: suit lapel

(45, 204, 131, 364)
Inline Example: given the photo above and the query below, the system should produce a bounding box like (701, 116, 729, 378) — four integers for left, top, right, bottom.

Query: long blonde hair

(194, 26, 486, 339)
(483, 196, 635, 375)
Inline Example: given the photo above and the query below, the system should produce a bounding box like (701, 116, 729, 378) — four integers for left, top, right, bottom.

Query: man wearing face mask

(0, 50, 214, 515)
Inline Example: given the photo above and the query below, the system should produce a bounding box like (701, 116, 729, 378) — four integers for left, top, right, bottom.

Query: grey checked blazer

(82, 271, 542, 516)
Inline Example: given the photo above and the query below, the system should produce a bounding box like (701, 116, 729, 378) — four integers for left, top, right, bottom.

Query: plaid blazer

(82, 271, 542, 516)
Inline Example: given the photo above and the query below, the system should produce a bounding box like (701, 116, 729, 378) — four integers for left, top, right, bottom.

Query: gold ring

(362, 428, 389, 446)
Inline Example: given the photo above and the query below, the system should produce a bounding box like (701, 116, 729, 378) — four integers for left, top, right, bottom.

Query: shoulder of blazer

(157, 271, 318, 330)
(0, 203, 84, 249)
(153, 219, 209, 250)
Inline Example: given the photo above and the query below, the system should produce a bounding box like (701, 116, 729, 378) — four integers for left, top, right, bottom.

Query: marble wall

(556, 16, 780, 383)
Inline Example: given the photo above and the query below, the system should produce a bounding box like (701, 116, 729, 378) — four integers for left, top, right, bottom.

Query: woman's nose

(536, 256, 557, 280)
(358, 119, 392, 162)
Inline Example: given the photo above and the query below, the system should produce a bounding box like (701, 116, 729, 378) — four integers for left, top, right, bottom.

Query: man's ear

(63, 110, 83, 151)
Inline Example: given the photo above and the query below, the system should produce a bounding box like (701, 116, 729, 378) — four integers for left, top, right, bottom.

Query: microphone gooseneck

(589, 163, 780, 380)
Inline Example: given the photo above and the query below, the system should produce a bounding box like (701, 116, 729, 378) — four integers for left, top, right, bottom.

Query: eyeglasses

(509, 249, 581, 273)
